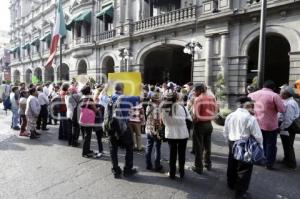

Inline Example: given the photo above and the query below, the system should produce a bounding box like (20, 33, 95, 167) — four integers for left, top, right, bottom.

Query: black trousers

(109, 129, 134, 172)
(167, 139, 188, 177)
(280, 124, 297, 168)
(81, 126, 104, 155)
(262, 129, 278, 167)
(227, 141, 253, 197)
(37, 104, 48, 130)
(58, 112, 68, 140)
(193, 121, 213, 170)
(68, 119, 80, 146)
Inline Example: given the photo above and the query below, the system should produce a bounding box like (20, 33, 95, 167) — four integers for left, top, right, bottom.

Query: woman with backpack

(161, 90, 192, 179)
(80, 85, 104, 158)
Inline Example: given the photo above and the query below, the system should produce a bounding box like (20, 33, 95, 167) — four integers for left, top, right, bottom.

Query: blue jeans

(262, 130, 278, 167)
(145, 133, 162, 168)
(11, 107, 19, 128)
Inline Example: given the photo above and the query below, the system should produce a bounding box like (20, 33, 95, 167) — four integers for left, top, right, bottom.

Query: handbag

(233, 136, 265, 165)
(79, 99, 96, 126)
(290, 117, 300, 134)
(182, 105, 193, 131)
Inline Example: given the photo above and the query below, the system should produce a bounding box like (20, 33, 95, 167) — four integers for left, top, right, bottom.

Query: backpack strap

(146, 104, 155, 119)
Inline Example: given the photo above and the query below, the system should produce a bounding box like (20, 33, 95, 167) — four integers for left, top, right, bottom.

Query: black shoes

(123, 168, 138, 177)
(112, 167, 122, 179)
(205, 164, 212, 171)
(192, 166, 203, 175)
(41, 128, 49, 131)
(12, 126, 21, 130)
(235, 192, 252, 199)
(30, 130, 40, 139)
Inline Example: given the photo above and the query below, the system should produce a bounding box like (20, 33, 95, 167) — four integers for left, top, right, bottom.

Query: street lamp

(183, 39, 202, 83)
(119, 48, 132, 72)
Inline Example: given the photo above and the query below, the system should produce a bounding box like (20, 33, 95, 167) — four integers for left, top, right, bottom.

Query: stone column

(126, 0, 132, 22)
(204, 36, 213, 86)
(289, 51, 300, 84)
(220, 33, 229, 91)
(81, 25, 86, 43)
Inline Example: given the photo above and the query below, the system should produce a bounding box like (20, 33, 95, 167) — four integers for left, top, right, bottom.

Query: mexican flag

(45, 0, 67, 68)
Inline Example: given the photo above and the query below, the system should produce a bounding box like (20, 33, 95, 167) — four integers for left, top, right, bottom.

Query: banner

(108, 72, 142, 96)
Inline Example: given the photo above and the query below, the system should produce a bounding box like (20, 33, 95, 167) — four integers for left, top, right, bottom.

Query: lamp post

(119, 48, 132, 72)
(257, 0, 267, 88)
(183, 39, 202, 83)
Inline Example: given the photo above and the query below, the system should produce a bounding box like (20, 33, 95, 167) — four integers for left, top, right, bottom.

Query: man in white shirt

(224, 97, 263, 199)
(43, 83, 50, 97)
(278, 86, 299, 170)
(37, 86, 49, 131)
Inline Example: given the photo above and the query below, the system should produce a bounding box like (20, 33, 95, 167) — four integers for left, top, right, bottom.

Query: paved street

(0, 108, 300, 199)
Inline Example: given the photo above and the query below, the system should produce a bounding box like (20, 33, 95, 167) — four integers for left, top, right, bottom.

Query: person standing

(145, 93, 163, 171)
(278, 86, 299, 170)
(58, 83, 69, 140)
(103, 83, 139, 178)
(224, 97, 263, 199)
(19, 90, 30, 136)
(192, 83, 217, 174)
(248, 80, 285, 170)
(36, 86, 49, 131)
(161, 90, 192, 179)
(25, 88, 41, 139)
(10, 86, 20, 130)
(80, 85, 99, 158)
(129, 100, 145, 151)
(66, 87, 81, 147)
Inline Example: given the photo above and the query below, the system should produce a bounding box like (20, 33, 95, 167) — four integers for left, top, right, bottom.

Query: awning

(30, 38, 40, 46)
(22, 43, 30, 49)
(66, 10, 92, 31)
(10, 46, 20, 53)
(96, 4, 114, 21)
(40, 33, 52, 42)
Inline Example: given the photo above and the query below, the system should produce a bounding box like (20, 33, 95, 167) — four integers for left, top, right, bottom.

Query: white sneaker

(95, 152, 103, 158)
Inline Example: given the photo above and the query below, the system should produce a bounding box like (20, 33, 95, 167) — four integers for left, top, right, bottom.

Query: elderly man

(248, 80, 285, 170)
(224, 97, 263, 199)
(278, 86, 299, 170)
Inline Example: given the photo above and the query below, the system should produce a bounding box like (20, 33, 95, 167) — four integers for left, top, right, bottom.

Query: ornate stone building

(9, 0, 300, 102)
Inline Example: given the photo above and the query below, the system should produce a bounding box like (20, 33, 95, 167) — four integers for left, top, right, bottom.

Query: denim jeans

(145, 133, 162, 168)
(262, 130, 278, 167)
(11, 107, 20, 128)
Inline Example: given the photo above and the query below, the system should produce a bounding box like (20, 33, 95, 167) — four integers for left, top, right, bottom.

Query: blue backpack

(233, 136, 265, 165)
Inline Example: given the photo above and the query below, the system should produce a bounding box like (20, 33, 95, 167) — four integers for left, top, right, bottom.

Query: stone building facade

(9, 0, 300, 102)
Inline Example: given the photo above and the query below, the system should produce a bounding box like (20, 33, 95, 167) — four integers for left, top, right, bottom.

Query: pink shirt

(248, 88, 285, 131)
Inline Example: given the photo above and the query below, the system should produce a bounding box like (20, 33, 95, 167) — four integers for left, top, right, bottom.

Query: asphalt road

(0, 108, 300, 199)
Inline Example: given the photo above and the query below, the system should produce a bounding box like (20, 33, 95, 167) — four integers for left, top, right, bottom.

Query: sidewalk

(0, 109, 299, 199)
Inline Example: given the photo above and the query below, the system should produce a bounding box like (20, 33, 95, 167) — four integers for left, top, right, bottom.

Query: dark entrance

(247, 34, 291, 88)
(144, 45, 191, 85)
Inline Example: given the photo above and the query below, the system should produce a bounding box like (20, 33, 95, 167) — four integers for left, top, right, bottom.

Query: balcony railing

(95, 30, 116, 41)
(73, 35, 92, 45)
(134, 6, 196, 32)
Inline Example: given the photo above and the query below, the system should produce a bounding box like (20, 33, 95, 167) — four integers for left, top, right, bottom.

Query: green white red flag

(45, 0, 67, 68)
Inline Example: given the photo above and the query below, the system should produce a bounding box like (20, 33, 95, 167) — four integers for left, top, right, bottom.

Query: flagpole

(60, 38, 62, 81)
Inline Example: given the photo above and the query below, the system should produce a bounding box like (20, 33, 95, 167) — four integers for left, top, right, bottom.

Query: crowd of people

(0, 78, 299, 199)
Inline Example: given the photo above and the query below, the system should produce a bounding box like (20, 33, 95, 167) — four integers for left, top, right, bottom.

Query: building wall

(9, 0, 300, 102)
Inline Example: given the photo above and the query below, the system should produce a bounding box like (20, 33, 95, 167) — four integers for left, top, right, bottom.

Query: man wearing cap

(224, 97, 263, 199)
(248, 80, 285, 170)
(103, 82, 140, 178)
(278, 85, 299, 170)
(192, 83, 217, 174)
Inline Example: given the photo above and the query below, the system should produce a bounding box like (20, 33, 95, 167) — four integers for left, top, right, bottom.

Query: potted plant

(214, 72, 232, 125)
